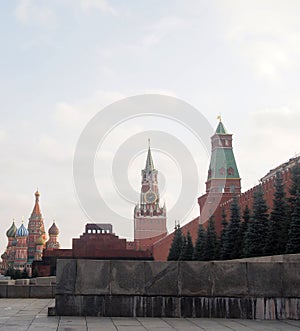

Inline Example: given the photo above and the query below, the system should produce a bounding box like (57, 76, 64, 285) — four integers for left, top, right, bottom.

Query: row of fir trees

(167, 164, 300, 261)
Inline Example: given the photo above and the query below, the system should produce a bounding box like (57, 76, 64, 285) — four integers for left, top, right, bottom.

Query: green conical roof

(145, 141, 155, 172)
(208, 148, 240, 180)
(207, 119, 240, 181)
(215, 121, 227, 134)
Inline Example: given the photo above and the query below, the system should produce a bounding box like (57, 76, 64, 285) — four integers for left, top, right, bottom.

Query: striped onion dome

(16, 223, 29, 237)
(6, 221, 17, 238)
(48, 221, 59, 235)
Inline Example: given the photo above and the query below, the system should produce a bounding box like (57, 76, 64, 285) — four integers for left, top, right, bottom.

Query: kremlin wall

(0, 119, 299, 276)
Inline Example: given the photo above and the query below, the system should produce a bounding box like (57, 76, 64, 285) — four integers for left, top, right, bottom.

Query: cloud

(0, 129, 6, 143)
(54, 90, 126, 130)
(38, 134, 73, 162)
(14, 0, 55, 26)
(54, 102, 83, 130)
(105, 16, 187, 58)
(221, 0, 300, 80)
(236, 105, 300, 190)
(78, 0, 117, 16)
(142, 16, 186, 47)
(250, 106, 297, 129)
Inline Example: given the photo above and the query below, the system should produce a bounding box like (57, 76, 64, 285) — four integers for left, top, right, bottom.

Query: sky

(1, 0, 300, 255)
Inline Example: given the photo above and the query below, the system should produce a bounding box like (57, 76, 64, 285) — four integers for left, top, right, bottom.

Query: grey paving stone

(114, 327, 147, 331)
(58, 327, 87, 331)
(162, 318, 204, 330)
(0, 299, 299, 331)
(0, 327, 29, 331)
(27, 327, 58, 331)
(88, 327, 117, 331)
(145, 328, 176, 331)
(112, 317, 143, 326)
(88, 328, 117, 331)
(216, 319, 257, 330)
(138, 317, 171, 327)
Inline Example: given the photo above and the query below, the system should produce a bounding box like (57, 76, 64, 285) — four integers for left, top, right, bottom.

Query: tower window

(227, 167, 234, 176)
(219, 167, 225, 176)
(218, 186, 225, 193)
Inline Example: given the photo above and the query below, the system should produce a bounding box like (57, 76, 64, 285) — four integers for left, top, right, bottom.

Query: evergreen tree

(289, 163, 300, 210)
(286, 190, 300, 254)
(244, 185, 269, 257)
(14, 269, 22, 279)
(223, 196, 242, 259)
(193, 224, 206, 261)
(21, 268, 29, 279)
(288, 163, 300, 235)
(239, 205, 250, 258)
(264, 172, 289, 255)
(5, 266, 15, 279)
(31, 267, 39, 278)
(219, 209, 228, 260)
(204, 216, 218, 261)
(167, 225, 183, 261)
(179, 235, 187, 260)
(179, 231, 194, 260)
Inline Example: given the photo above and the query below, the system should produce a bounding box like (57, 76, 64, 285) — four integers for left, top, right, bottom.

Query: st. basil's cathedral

(0, 190, 60, 275)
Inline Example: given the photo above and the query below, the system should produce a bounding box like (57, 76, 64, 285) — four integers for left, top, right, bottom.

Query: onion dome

(48, 221, 59, 235)
(16, 223, 29, 237)
(1, 252, 8, 260)
(35, 235, 45, 246)
(12, 237, 18, 246)
(6, 221, 17, 238)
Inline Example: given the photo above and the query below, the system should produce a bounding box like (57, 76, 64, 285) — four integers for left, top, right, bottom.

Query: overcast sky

(1, 0, 300, 254)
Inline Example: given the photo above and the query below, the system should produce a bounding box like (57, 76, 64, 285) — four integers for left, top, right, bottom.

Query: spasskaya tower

(134, 140, 167, 242)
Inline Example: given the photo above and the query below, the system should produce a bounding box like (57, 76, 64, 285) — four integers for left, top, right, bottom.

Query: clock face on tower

(145, 191, 157, 203)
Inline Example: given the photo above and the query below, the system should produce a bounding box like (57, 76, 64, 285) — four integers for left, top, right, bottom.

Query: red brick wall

(221, 168, 293, 219)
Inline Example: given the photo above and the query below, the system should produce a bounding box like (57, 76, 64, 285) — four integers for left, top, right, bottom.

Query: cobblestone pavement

(0, 299, 299, 331)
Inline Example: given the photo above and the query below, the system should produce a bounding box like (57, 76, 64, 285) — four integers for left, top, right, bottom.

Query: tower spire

(31, 190, 41, 216)
(145, 139, 155, 172)
(134, 140, 167, 243)
(28, 189, 45, 262)
(215, 118, 227, 134)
